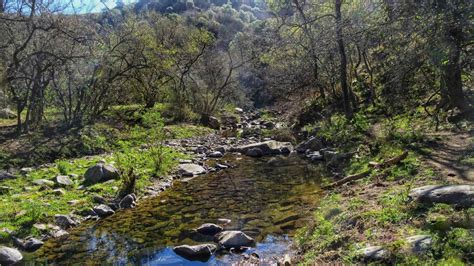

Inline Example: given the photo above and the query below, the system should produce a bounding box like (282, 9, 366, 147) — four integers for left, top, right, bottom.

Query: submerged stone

(196, 223, 223, 236)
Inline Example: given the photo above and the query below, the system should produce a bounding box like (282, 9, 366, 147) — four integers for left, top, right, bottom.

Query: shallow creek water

(29, 154, 324, 265)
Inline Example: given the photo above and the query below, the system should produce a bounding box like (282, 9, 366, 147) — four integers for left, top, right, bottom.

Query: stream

(28, 154, 324, 265)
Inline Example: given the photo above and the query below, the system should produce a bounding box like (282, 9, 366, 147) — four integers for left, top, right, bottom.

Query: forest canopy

(0, 0, 472, 133)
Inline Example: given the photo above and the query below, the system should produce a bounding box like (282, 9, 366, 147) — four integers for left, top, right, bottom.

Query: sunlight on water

(31, 154, 324, 264)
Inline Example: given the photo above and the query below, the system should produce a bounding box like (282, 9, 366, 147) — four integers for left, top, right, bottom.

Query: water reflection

(32, 154, 324, 264)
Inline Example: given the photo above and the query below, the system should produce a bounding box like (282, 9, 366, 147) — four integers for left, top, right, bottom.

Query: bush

(317, 112, 370, 145)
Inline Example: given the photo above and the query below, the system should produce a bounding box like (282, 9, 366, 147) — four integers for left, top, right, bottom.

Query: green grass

(297, 110, 472, 264)
(164, 124, 214, 139)
(0, 106, 210, 244)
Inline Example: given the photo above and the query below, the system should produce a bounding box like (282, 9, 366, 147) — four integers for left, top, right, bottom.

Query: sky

(71, 0, 137, 13)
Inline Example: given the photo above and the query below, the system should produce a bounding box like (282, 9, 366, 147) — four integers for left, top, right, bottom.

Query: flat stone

(33, 224, 47, 231)
(208, 151, 223, 158)
(32, 179, 55, 187)
(93, 204, 115, 217)
(196, 223, 223, 236)
(50, 229, 68, 238)
(179, 164, 206, 177)
(406, 235, 432, 254)
(173, 244, 217, 262)
(358, 246, 389, 261)
(52, 189, 65, 196)
(215, 231, 255, 249)
(0, 246, 23, 265)
(55, 175, 74, 187)
(20, 168, 33, 175)
(215, 163, 228, 170)
(233, 140, 293, 156)
(409, 185, 474, 208)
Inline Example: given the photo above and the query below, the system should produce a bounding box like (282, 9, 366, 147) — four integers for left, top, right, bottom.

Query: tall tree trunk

(335, 0, 352, 118)
(0, 0, 4, 13)
(439, 23, 470, 113)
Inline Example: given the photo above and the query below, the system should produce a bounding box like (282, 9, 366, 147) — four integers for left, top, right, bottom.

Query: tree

(335, 0, 352, 118)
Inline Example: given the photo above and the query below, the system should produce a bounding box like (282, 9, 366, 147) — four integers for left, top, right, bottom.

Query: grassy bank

(296, 110, 473, 264)
(0, 106, 213, 243)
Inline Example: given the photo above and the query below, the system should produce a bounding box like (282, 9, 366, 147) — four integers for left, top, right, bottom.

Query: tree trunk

(439, 24, 470, 113)
(16, 103, 22, 135)
(335, 0, 352, 118)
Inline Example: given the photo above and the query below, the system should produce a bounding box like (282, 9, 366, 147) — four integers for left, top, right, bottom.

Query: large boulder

(409, 185, 474, 208)
(232, 141, 293, 156)
(196, 223, 223, 236)
(0, 108, 17, 119)
(179, 164, 206, 177)
(173, 244, 217, 262)
(214, 231, 255, 249)
(0, 246, 23, 265)
(84, 164, 119, 184)
(296, 136, 325, 153)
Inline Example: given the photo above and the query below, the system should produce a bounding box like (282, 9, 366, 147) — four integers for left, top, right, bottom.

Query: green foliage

(363, 189, 410, 226)
(165, 124, 214, 139)
(296, 194, 342, 263)
(381, 113, 425, 145)
(57, 161, 69, 175)
(317, 112, 370, 145)
(262, 128, 296, 143)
